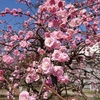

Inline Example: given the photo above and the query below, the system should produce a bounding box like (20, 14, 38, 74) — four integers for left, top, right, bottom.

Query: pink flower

(4, 46, 11, 51)
(52, 50, 69, 62)
(8, 25, 12, 30)
(26, 68, 39, 83)
(26, 11, 30, 15)
(12, 8, 17, 13)
(59, 46, 67, 52)
(43, 92, 49, 99)
(0, 70, 3, 76)
(52, 50, 61, 61)
(0, 77, 4, 81)
(5, 7, 10, 12)
(45, 77, 52, 86)
(59, 52, 70, 62)
(40, 57, 53, 75)
(19, 54, 26, 60)
(65, 3, 74, 9)
(14, 83, 18, 88)
(44, 37, 56, 50)
(45, 32, 50, 38)
(49, 0, 55, 5)
(19, 91, 30, 100)
(85, 39, 91, 45)
(58, 1, 63, 8)
(18, 0, 23, 2)
(48, 21, 53, 27)
(26, 75, 33, 83)
(17, 8, 22, 13)
(19, 40, 27, 48)
(25, 31, 34, 39)
(79, 9, 86, 15)
(18, 30, 24, 34)
(13, 50, 20, 56)
(32, 74, 40, 81)
(69, 18, 82, 27)
(38, 48, 45, 55)
(4, 33, 9, 39)
(2, 55, 14, 64)
(10, 35, 18, 41)
(53, 66, 63, 77)
(50, 31, 63, 40)
(71, 99, 76, 100)
(54, 40, 61, 49)
(30, 94, 37, 100)
(58, 75, 69, 84)
(66, 29, 74, 34)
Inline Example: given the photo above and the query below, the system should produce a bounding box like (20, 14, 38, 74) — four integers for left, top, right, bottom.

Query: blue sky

(0, 0, 38, 11)
(0, 0, 38, 30)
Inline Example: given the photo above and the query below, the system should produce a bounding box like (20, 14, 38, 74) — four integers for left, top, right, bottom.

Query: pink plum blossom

(44, 37, 56, 50)
(19, 40, 27, 48)
(5, 7, 10, 12)
(8, 25, 12, 30)
(2, 55, 14, 64)
(19, 54, 26, 60)
(26, 73, 39, 83)
(10, 35, 18, 41)
(40, 57, 53, 75)
(59, 52, 70, 62)
(65, 3, 74, 9)
(19, 91, 30, 100)
(25, 31, 34, 39)
(14, 83, 18, 88)
(17, 8, 22, 13)
(45, 77, 52, 86)
(54, 40, 61, 49)
(18, 30, 25, 34)
(12, 8, 17, 13)
(52, 50, 69, 62)
(4, 32, 10, 39)
(53, 66, 64, 77)
(50, 31, 63, 40)
(30, 94, 37, 100)
(0, 70, 3, 76)
(4, 46, 11, 51)
(85, 39, 91, 45)
(38, 48, 45, 55)
(13, 50, 20, 56)
(71, 99, 76, 100)
(58, 75, 69, 84)
(69, 18, 82, 27)
(48, 21, 53, 27)
(0, 76, 4, 81)
(66, 29, 75, 35)
(26, 11, 30, 15)
(52, 50, 61, 61)
(59, 46, 67, 52)
(26, 68, 39, 83)
(43, 92, 49, 99)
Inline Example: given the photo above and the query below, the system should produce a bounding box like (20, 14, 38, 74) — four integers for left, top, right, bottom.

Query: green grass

(83, 89, 100, 95)
(94, 98, 100, 100)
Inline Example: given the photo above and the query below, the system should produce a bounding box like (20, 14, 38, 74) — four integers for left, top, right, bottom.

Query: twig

(2, 75, 19, 95)
(44, 84, 66, 100)
(71, 83, 88, 100)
